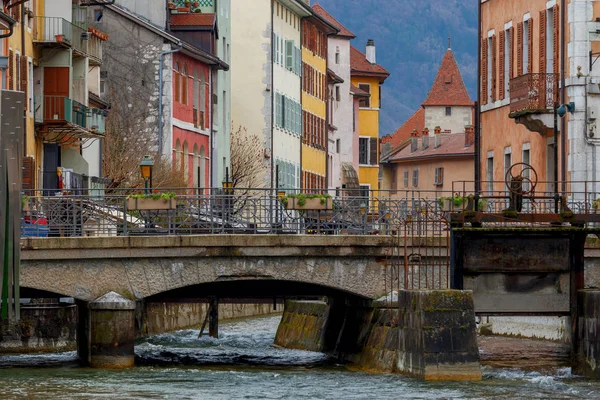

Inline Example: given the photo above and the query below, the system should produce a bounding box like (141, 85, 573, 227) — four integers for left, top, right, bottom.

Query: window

(336, 139, 340, 153)
(522, 146, 530, 193)
(358, 84, 370, 108)
(504, 148, 512, 180)
(523, 19, 530, 74)
(181, 65, 188, 105)
(412, 169, 419, 188)
(504, 28, 511, 97)
(359, 137, 378, 165)
(434, 167, 444, 186)
(95, 9, 103, 22)
(486, 155, 494, 193)
(445, 107, 452, 116)
(28, 60, 33, 113)
(487, 36, 493, 103)
(174, 62, 180, 103)
(285, 40, 294, 71)
(335, 47, 340, 64)
(335, 85, 341, 102)
(403, 170, 409, 187)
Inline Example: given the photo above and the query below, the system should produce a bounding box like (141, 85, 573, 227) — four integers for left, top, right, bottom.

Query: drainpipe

(21, 2, 26, 156)
(474, 0, 482, 196)
(158, 42, 182, 157)
(560, 0, 566, 193)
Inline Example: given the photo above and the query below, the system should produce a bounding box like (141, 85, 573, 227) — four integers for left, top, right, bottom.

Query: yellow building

(5, 1, 37, 189)
(350, 41, 389, 197)
(300, 14, 337, 190)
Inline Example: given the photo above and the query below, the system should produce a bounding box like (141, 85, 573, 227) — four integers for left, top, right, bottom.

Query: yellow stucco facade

(301, 22, 328, 188)
(352, 75, 381, 191)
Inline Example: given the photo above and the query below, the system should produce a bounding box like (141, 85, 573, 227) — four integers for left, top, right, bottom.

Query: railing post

(122, 196, 128, 236)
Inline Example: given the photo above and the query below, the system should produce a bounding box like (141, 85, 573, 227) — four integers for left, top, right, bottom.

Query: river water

(1, 315, 600, 399)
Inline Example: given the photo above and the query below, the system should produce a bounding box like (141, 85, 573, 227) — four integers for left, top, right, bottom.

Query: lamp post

(139, 155, 154, 195)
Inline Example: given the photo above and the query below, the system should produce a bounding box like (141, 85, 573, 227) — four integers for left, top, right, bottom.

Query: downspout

(560, 0, 566, 193)
(474, 0, 482, 195)
(158, 42, 182, 156)
(270, 0, 274, 189)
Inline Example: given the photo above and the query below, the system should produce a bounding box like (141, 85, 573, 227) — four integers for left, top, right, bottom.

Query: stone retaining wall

(274, 300, 329, 352)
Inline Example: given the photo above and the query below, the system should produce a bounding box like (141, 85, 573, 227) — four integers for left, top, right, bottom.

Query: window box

(126, 196, 177, 210)
(281, 195, 333, 210)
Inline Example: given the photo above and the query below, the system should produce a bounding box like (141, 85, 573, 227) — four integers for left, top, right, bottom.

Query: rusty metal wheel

(505, 162, 537, 195)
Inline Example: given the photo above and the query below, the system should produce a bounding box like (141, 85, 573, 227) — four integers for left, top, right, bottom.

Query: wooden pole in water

(209, 297, 219, 338)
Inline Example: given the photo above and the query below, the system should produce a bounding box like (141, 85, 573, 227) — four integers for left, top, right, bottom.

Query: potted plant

(168, 1, 176, 9)
(22, 195, 31, 213)
(593, 198, 600, 213)
(126, 192, 178, 210)
(55, 34, 63, 42)
(280, 194, 333, 210)
(438, 196, 467, 212)
(192, 1, 199, 7)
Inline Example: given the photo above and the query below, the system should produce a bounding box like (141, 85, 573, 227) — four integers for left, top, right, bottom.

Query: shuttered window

(527, 18, 533, 73)
(540, 10, 547, 74)
(22, 157, 35, 190)
(491, 34, 497, 102)
(553, 4, 559, 75)
(509, 27, 514, 80)
(21, 55, 28, 110)
(369, 137, 378, 165)
(517, 22, 523, 75)
(499, 30, 505, 101)
(285, 40, 294, 71)
(481, 38, 487, 105)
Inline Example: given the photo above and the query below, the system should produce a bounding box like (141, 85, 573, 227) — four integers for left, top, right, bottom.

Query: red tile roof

(350, 84, 370, 97)
(311, 3, 355, 38)
(170, 13, 215, 27)
(422, 49, 472, 107)
(389, 133, 474, 162)
(350, 46, 389, 80)
(381, 108, 425, 149)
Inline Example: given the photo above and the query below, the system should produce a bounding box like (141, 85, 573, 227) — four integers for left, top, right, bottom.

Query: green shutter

(274, 33, 279, 65)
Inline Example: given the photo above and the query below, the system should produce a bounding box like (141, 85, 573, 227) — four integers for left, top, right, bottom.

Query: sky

(313, 0, 478, 135)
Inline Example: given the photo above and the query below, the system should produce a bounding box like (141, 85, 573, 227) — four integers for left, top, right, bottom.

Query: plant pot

(126, 197, 177, 210)
(284, 198, 333, 210)
(440, 199, 465, 213)
(593, 201, 600, 213)
(55, 34, 63, 42)
(193, 1, 199, 7)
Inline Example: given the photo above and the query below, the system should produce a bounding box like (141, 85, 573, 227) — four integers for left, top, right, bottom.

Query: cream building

(231, 0, 311, 188)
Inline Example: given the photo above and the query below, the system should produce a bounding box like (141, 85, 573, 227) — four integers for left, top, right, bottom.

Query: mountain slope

(315, 0, 477, 135)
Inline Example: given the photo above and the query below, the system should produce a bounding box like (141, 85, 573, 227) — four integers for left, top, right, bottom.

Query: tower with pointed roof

(422, 46, 473, 135)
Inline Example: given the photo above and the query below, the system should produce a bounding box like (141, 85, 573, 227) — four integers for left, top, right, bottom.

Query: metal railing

(34, 95, 106, 134)
(20, 188, 454, 238)
(33, 16, 102, 63)
(509, 73, 559, 114)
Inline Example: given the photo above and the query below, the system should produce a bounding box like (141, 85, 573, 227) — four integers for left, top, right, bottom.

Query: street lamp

(139, 155, 154, 195)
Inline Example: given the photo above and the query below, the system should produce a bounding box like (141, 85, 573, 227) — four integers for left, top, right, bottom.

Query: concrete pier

(396, 290, 481, 381)
(84, 292, 136, 368)
(575, 290, 600, 378)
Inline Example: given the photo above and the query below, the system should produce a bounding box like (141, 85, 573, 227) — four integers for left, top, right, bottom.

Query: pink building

(171, 52, 212, 189)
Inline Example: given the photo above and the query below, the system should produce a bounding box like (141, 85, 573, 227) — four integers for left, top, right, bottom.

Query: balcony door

(44, 67, 69, 121)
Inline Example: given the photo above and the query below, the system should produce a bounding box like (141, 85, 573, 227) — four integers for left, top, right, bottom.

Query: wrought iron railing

(509, 73, 559, 114)
(34, 95, 106, 134)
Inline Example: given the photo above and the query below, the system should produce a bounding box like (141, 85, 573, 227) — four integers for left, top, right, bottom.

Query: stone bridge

(20, 235, 400, 302)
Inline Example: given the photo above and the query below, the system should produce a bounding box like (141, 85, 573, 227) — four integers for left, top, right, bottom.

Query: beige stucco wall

(381, 156, 474, 195)
(424, 106, 472, 134)
(231, 0, 272, 186)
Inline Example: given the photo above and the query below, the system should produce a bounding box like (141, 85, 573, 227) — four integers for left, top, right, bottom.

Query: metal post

(554, 102, 559, 213)
(208, 296, 218, 338)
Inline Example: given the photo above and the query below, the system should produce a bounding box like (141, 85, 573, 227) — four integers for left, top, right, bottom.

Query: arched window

(199, 145, 206, 190)
(182, 141, 189, 183)
(193, 67, 199, 110)
(193, 144, 199, 189)
(181, 64, 188, 105)
(174, 139, 182, 172)
(174, 62, 181, 103)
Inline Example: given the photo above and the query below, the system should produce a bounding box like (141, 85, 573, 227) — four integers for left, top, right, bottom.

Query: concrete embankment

(274, 290, 481, 381)
(0, 301, 281, 353)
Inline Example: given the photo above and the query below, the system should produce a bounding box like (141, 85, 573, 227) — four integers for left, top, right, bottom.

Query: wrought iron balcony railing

(34, 95, 106, 135)
(33, 17, 103, 64)
(509, 73, 559, 115)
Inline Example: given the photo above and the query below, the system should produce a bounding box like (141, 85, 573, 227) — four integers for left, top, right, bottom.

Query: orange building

(479, 0, 562, 195)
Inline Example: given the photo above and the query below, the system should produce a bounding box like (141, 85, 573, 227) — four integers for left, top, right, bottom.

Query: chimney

(410, 129, 419, 152)
(422, 127, 429, 150)
(366, 39, 376, 64)
(434, 126, 442, 148)
(465, 125, 474, 147)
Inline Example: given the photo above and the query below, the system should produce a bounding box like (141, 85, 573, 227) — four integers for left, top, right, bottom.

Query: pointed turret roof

(421, 48, 472, 107)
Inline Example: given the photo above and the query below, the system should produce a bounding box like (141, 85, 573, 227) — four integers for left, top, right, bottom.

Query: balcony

(33, 17, 103, 65)
(509, 73, 559, 134)
(34, 95, 106, 139)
